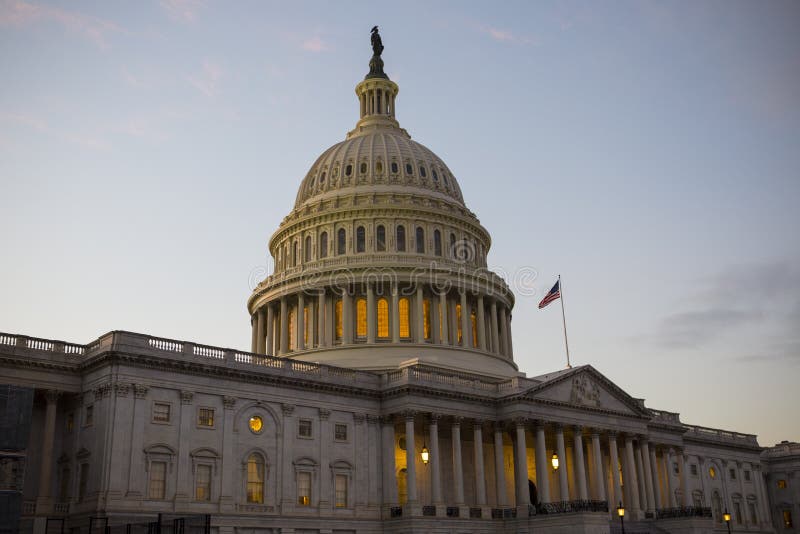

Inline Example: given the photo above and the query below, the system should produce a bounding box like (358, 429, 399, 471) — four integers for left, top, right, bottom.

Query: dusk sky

(1, 1, 798, 446)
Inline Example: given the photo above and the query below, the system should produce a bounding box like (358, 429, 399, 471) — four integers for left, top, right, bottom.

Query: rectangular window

(148, 461, 166, 500)
(195, 464, 211, 501)
(744, 470, 751, 481)
(673, 462, 679, 475)
(335, 474, 347, 508)
(734, 502, 742, 524)
(85, 405, 94, 426)
(78, 463, 89, 501)
(690, 464, 698, 476)
(297, 472, 311, 505)
(153, 402, 171, 423)
(748, 502, 757, 525)
(59, 467, 70, 501)
(198, 408, 214, 427)
(777, 479, 787, 489)
(334, 423, 347, 441)
(730, 468, 737, 480)
(298, 419, 312, 438)
(784, 510, 794, 528)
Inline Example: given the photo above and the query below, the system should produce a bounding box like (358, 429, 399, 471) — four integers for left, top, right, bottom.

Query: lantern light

(551, 453, 559, 470)
(421, 445, 429, 465)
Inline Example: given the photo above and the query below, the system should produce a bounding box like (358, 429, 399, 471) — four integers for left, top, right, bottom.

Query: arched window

(247, 453, 265, 504)
(450, 233, 456, 257)
(360, 162, 367, 174)
(319, 232, 328, 259)
(456, 303, 462, 344)
(391, 162, 398, 174)
(335, 299, 343, 341)
(356, 298, 367, 338)
(288, 307, 296, 350)
(304, 236, 311, 262)
(377, 298, 389, 338)
(434, 230, 442, 256)
(337, 228, 346, 255)
(376, 225, 386, 252)
(356, 226, 365, 253)
(293, 241, 298, 266)
(396, 225, 406, 252)
(399, 298, 410, 338)
(415, 227, 425, 253)
(423, 299, 431, 340)
(471, 309, 478, 348)
(420, 166, 427, 178)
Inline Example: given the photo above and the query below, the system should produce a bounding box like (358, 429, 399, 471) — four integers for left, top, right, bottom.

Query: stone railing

(384, 363, 510, 395)
(682, 424, 759, 447)
(762, 441, 800, 457)
(649, 409, 682, 425)
(0, 332, 86, 359)
(532, 500, 609, 516)
(655, 506, 712, 519)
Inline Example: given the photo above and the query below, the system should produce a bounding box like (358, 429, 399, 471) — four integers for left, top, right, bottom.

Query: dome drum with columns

(247, 39, 518, 378)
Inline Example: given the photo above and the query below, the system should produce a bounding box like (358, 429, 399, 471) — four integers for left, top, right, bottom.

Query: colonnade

(250, 283, 514, 359)
(359, 86, 396, 118)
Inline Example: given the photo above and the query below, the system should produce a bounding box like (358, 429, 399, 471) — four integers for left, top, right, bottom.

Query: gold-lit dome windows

(249, 415, 263, 434)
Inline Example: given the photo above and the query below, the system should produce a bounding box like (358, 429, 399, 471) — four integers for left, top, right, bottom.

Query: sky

(1, 0, 798, 447)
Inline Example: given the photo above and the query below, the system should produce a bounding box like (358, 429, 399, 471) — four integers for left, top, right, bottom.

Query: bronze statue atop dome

(366, 26, 388, 79)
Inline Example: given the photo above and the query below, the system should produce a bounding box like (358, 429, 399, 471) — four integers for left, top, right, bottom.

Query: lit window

(299, 419, 312, 438)
(297, 472, 311, 505)
(319, 232, 328, 258)
(247, 454, 264, 503)
(148, 461, 166, 499)
(377, 298, 389, 338)
(85, 405, 94, 426)
(195, 464, 211, 501)
(415, 227, 425, 253)
(335, 299, 343, 341)
(303, 306, 309, 345)
(335, 474, 347, 508)
(709, 466, 716, 479)
(784, 510, 793, 528)
(396, 225, 406, 252)
(423, 299, 431, 340)
(153, 402, 171, 423)
(777, 479, 787, 489)
(335, 423, 348, 441)
(66, 412, 74, 433)
(337, 228, 346, 255)
(198, 408, 214, 427)
(456, 303, 463, 343)
(399, 298, 410, 338)
(376, 225, 386, 251)
(356, 298, 367, 338)
(471, 309, 478, 347)
(356, 226, 365, 253)
(249, 415, 263, 434)
(288, 307, 296, 350)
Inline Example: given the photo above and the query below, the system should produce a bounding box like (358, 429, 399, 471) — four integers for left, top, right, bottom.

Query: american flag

(538, 279, 561, 309)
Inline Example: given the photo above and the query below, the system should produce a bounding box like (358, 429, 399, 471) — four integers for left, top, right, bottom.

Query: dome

(247, 35, 517, 378)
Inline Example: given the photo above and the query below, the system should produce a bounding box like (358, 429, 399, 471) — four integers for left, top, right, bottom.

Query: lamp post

(617, 501, 626, 534)
(723, 509, 731, 533)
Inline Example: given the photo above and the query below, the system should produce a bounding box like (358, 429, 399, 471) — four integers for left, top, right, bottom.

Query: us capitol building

(2, 30, 798, 534)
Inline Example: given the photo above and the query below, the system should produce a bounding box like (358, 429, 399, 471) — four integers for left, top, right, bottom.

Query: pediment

(526, 366, 648, 416)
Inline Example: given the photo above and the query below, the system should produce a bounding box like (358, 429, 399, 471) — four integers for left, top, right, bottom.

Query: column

(319, 409, 331, 509)
(514, 419, 531, 507)
(635, 442, 648, 511)
(473, 421, 487, 506)
(755, 465, 771, 526)
(697, 456, 709, 507)
(439, 292, 448, 345)
(490, 300, 499, 354)
(494, 423, 508, 506)
(535, 423, 550, 503)
(680, 451, 692, 507)
(219, 397, 236, 511)
(499, 307, 509, 356)
(391, 285, 400, 342)
(452, 418, 465, 505)
(460, 291, 469, 348)
(307, 297, 316, 348)
(429, 415, 442, 506)
(317, 291, 326, 347)
(342, 289, 353, 344)
(415, 286, 425, 343)
(624, 435, 641, 512)
(36, 390, 59, 514)
(649, 444, 662, 510)
(574, 426, 589, 500)
(381, 417, 398, 507)
(665, 449, 676, 507)
(296, 293, 305, 351)
(279, 297, 288, 354)
(256, 308, 265, 354)
(405, 413, 418, 504)
(641, 440, 656, 512)
(506, 313, 514, 358)
(366, 283, 376, 343)
(476, 296, 486, 351)
(555, 425, 569, 500)
(609, 432, 623, 507)
(250, 314, 257, 352)
(591, 431, 607, 502)
(267, 304, 275, 355)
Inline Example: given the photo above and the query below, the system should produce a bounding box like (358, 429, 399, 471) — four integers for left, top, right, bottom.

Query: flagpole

(559, 274, 572, 369)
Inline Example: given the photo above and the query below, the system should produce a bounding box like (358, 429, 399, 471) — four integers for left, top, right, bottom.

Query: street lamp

(551, 453, 559, 470)
(723, 509, 731, 533)
(617, 502, 626, 534)
(420, 444, 429, 465)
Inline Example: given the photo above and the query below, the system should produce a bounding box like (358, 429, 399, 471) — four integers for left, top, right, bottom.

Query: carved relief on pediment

(570, 375, 601, 408)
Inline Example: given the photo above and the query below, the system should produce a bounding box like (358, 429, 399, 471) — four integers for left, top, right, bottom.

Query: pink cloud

(302, 36, 328, 53)
(187, 60, 223, 97)
(159, 0, 203, 23)
(0, 0, 123, 48)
